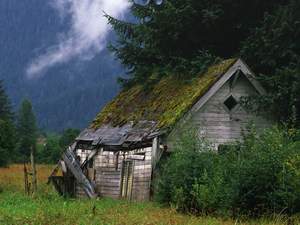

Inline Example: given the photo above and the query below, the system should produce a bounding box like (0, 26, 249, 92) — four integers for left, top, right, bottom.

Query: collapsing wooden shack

(49, 58, 272, 201)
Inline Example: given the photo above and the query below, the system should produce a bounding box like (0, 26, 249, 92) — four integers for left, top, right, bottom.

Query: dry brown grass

(0, 164, 54, 191)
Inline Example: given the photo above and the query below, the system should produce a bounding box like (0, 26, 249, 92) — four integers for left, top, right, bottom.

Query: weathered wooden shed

(49, 58, 272, 201)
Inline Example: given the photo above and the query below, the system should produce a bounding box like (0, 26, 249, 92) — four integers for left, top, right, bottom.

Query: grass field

(0, 165, 297, 225)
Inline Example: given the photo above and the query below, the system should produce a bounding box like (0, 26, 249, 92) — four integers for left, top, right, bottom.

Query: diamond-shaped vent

(224, 95, 238, 111)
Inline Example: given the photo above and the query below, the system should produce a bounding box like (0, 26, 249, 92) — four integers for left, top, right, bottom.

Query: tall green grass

(0, 191, 296, 225)
(0, 159, 298, 224)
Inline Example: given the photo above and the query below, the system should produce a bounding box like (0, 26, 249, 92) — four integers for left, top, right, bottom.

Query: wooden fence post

(23, 163, 29, 195)
(30, 146, 37, 194)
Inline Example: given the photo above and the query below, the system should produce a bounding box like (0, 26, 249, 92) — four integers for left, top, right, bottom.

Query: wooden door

(121, 161, 133, 200)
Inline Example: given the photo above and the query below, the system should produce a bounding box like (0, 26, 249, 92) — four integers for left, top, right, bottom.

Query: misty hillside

(0, 0, 123, 131)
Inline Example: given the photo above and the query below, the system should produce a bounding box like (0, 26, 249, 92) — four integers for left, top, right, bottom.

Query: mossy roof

(92, 58, 237, 131)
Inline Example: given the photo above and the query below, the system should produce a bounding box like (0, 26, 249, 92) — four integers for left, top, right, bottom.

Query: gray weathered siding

(75, 147, 153, 201)
(94, 151, 122, 199)
(193, 75, 271, 148)
(167, 75, 272, 149)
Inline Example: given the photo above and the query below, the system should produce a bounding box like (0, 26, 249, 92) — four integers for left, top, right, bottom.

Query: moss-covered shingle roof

(92, 58, 237, 130)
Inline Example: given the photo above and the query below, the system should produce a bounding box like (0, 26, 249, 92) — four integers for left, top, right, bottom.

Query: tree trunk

(30, 147, 37, 193)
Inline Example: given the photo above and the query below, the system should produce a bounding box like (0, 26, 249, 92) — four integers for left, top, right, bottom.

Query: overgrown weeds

(155, 126, 300, 217)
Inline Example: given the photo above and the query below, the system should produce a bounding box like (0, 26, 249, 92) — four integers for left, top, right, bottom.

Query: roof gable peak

(190, 58, 266, 113)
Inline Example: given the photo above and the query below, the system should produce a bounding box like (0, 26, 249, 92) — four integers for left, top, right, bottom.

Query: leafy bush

(155, 126, 300, 216)
(231, 127, 300, 215)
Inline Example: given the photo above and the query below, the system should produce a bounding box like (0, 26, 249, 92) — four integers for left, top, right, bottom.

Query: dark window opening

(218, 144, 239, 155)
(88, 159, 93, 168)
(76, 155, 81, 163)
(135, 152, 145, 156)
(224, 95, 238, 111)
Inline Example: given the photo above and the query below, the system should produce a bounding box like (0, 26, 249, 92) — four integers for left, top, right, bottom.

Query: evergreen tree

(241, 0, 300, 75)
(0, 80, 13, 120)
(241, 0, 300, 126)
(107, 0, 287, 86)
(0, 81, 15, 167)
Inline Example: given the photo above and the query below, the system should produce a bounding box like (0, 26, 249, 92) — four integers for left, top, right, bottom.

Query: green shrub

(155, 130, 225, 214)
(155, 126, 300, 216)
(233, 127, 300, 215)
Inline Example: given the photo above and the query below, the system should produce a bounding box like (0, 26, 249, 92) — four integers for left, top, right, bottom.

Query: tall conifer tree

(241, 0, 300, 126)
(0, 80, 15, 167)
(107, 0, 287, 86)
